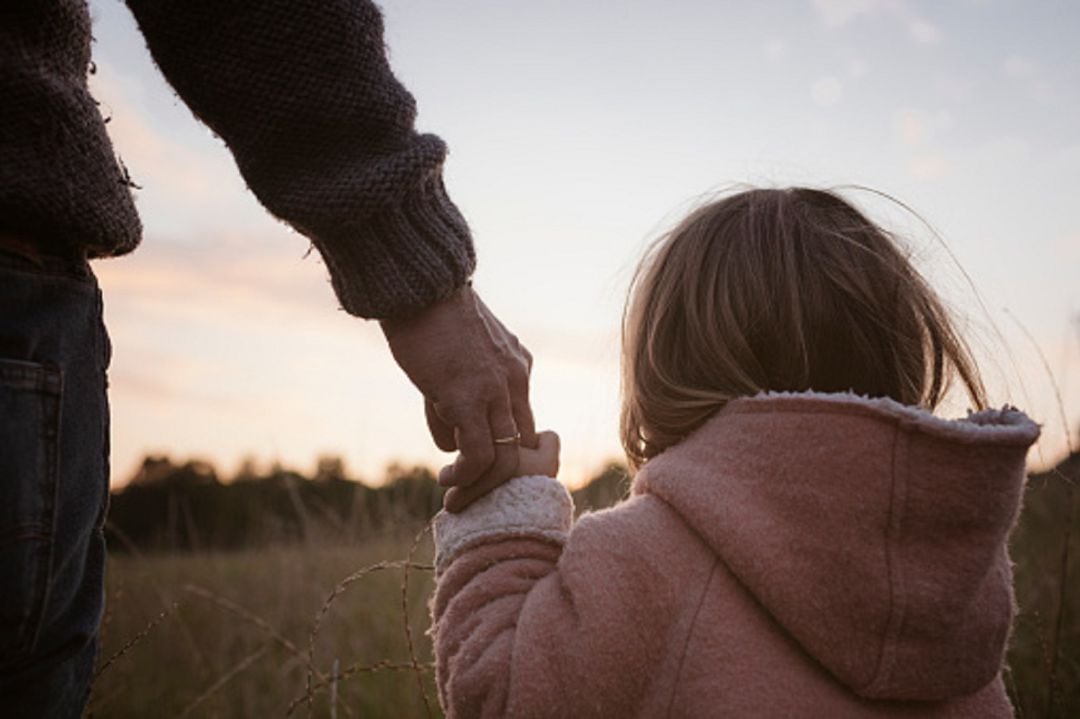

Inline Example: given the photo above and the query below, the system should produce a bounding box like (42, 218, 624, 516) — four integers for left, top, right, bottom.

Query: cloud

(891, 108, 955, 180)
(812, 0, 880, 28)
(110, 360, 241, 412)
(896, 111, 928, 146)
(763, 38, 788, 62)
(88, 64, 231, 200)
(811, 76, 844, 107)
(980, 135, 1032, 165)
(847, 58, 870, 79)
(1053, 233, 1080, 259)
(908, 18, 942, 44)
(908, 154, 949, 180)
(811, 0, 944, 44)
(893, 108, 955, 147)
(1002, 55, 1059, 105)
(96, 243, 345, 327)
(934, 74, 973, 102)
(1061, 144, 1080, 170)
(1003, 54, 1038, 79)
(87, 60, 275, 242)
(934, 110, 956, 132)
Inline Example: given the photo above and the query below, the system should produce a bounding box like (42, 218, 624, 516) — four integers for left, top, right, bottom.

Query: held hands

(440, 431, 561, 512)
(381, 286, 536, 510)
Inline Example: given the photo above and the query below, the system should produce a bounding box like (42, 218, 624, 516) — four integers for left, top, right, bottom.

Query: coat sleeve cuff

(433, 475, 574, 576)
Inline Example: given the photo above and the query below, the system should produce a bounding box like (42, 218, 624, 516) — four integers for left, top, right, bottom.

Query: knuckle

(458, 375, 502, 402)
(509, 364, 530, 390)
(489, 374, 510, 397)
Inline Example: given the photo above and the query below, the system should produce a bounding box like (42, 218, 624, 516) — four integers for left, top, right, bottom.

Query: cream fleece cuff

(433, 475, 574, 576)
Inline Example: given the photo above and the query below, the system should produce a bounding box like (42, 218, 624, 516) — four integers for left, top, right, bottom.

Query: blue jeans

(0, 250, 110, 717)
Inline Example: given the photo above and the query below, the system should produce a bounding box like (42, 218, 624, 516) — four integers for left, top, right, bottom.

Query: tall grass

(86, 452, 1080, 715)
(1008, 455, 1080, 718)
(88, 529, 441, 718)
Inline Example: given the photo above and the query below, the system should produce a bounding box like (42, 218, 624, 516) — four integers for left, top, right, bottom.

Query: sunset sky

(87, 0, 1079, 487)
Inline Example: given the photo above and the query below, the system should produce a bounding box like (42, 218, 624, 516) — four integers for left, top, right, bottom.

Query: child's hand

(515, 430, 560, 478)
(443, 431, 560, 512)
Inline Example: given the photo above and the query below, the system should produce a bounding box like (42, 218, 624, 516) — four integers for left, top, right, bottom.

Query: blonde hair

(620, 187, 987, 469)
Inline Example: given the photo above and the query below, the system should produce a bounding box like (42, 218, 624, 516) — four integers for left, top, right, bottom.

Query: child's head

(620, 187, 987, 467)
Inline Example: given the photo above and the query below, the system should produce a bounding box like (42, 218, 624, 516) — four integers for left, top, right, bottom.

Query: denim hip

(0, 250, 110, 716)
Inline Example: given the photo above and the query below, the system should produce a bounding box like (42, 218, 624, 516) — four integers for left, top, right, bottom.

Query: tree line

(105, 455, 631, 552)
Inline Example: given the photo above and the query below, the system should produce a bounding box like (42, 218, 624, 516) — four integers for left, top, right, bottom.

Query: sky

(86, 0, 1080, 488)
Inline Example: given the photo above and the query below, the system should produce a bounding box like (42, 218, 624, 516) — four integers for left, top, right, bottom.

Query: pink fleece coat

(430, 392, 1040, 718)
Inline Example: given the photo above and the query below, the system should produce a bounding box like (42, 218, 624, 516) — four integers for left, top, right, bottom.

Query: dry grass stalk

(93, 601, 178, 679)
(286, 659, 431, 715)
(1007, 310, 1077, 716)
(330, 658, 339, 719)
(402, 523, 435, 718)
(106, 521, 209, 666)
(306, 659, 432, 696)
(183, 584, 312, 666)
(1003, 665, 1024, 719)
(177, 645, 269, 718)
(183, 583, 358, 718)
(302, 554, 435, 716)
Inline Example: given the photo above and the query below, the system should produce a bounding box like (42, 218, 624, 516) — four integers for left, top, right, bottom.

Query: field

(88, 528, 442, 718)
(1007, 461, 1080, 718)
(87, 461, 1079, 718)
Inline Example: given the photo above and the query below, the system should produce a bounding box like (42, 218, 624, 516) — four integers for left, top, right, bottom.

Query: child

(429, 188, 1040, 718)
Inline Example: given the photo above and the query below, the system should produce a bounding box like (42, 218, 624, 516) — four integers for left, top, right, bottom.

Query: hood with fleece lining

(634, 392, 1040, 702)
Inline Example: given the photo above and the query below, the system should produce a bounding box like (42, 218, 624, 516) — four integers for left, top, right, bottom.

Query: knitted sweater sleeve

(124, 0, 475, 319)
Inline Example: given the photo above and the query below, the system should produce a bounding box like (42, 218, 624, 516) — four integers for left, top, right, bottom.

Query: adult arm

(124, 0, 534, 487)
(123, 0, 468, 319)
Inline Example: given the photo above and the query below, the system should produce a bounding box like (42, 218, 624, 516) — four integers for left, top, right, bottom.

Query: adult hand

(381, 285, 536, 493)
(442, 431, 560, 513)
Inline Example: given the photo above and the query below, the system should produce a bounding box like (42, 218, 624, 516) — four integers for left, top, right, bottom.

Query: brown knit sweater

(0, 0, 475, 319)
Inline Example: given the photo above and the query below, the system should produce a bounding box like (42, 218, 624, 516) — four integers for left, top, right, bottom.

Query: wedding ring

(493, 433, 521, 445)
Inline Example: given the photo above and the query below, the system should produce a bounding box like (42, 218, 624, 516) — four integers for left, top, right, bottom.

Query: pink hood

(634, 392, 1040, 702)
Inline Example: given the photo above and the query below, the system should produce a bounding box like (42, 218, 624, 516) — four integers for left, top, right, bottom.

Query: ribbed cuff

(316, 173, 476, 320)
(433, 475, 574, 576)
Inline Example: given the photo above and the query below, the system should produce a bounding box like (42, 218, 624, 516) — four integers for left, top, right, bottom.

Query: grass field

(88, 470, 1079, 718)
(88, 528, 442, 718)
